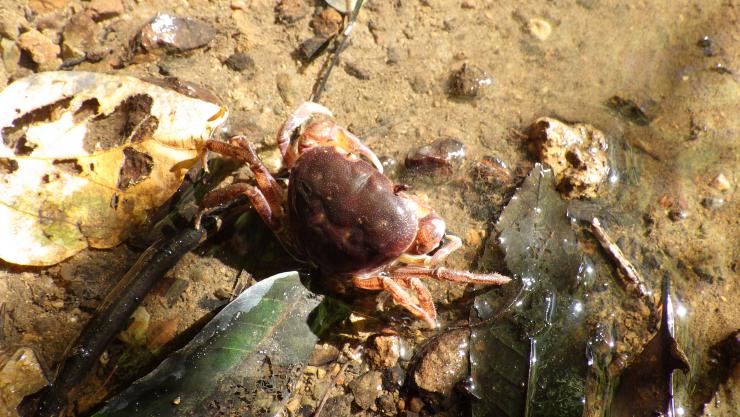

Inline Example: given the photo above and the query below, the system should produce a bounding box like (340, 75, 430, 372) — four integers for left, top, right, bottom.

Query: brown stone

(88, 0, 124, 21)
(28, 0, 71, 14)
(137, 14, 216, 53)
(412, 328, 470, 395)
(350, 371, 383, 409)
(1, 38, 20, 73)
(366, 334, 400, 368)
(0, 10, 26, 40)
(312, 7, 342, 38)
(275, 0, 309, 25)
(528, 117, 609, 199)
(62, 12, 100, 60)
(17, 29, 61, 71)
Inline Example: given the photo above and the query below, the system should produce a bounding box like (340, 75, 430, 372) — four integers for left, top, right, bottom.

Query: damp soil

(0, 1, 737, 416)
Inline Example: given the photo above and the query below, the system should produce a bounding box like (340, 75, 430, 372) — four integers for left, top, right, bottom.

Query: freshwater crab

(201, 102, 510, 328)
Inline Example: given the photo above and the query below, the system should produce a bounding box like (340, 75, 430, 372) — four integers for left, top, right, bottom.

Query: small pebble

(28, 0, 70, 14)
(378, 394, 397, 416)
(276, 0, 309, 25)
(286, 397, 301, 414)
(697, 35, 715, 57)
(224, 52, 256, 78)
(528, 117, 609, 199)
(17, 29, 61, 71)
(448, 63, 491, 99)
(298, 36, 329, 61)
(231, 0, 248, 10)
(62, 11, 100, 60)
(668, 207, 689, 221)
(386, 47, 401, 65)
(322, 395, 353, 417)
(312, 7, 343, 38)
(350, 371, 383, 410)
(408, 397, 425, 413)
(344, 61, 371, 80)
(701, 197, 724, 210)
(0, 9, 25, 40)
(528, 18, 552, 41)
(137, 14, 216, 53)
(88, 0, 124, 21)
(366, 334, 401, 368)
(309, 343, 340, 366)
(276, 72, 297, 106)
(710, 173, 731, 191)
(412, 328, 470, 395)
(172, 396, 181, 405)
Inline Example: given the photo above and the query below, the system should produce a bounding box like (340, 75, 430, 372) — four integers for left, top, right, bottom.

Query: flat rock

(62, 12, 100, 60)
(322, 394, 353, 417)
(28, 0, 70, 14)
(88, 0, 124, 21)
(308, 343, 340, 366)
(275, 0, 309, 25)
(224, 52, 256, 78)
(0, 10, 26, 40)
(366, 335, 401, 368)
(413, 328, 470, 395)
(350, 370, 383, 409)
(528, 117, 609, 199)
(137, 14, 216, 53)
(17, 29, 61, 70)
(1, 38, 21, 73)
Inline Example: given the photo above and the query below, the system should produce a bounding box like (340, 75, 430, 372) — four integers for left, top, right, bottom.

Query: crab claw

(278, 102, 333, 158)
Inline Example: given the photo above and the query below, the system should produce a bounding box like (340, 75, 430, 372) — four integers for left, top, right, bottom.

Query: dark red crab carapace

(201, 102, 510, 327)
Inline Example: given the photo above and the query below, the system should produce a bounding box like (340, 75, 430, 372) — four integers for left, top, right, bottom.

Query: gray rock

(350, 371, 383, 410)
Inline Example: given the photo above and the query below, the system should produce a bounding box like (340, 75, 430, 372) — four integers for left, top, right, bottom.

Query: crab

(200, 102, 510, 328)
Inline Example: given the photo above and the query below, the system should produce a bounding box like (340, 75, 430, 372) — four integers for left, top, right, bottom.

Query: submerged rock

(448, 63, 491, 99)
(412, 328, 470, 395)
(350, 370, 383, 409)
(528, 117, 609, 199)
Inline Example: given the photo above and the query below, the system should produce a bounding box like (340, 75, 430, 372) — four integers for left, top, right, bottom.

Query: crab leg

(353, 274, 438, 328)
(197, 183, 279, 229)
(398, 234, 463, 266)
(205, 136, 284, 215)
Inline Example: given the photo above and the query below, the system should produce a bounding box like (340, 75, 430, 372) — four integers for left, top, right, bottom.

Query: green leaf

(93, 271, 347, 417)
(472, 164, 591, 417)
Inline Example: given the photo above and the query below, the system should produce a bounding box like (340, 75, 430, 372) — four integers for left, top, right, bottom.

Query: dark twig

(33, 221, 216, 417)
(310, 0, 365, 103)
(313, 344, 363, 417)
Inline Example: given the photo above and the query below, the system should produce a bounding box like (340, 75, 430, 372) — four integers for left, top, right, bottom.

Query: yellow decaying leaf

(0, 71, 228, 266)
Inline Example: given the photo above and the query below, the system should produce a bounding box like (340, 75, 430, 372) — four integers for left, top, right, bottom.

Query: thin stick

(590, 217, 649, 297)
(313, 344, 363, 417)
(310, 0, 365, 103)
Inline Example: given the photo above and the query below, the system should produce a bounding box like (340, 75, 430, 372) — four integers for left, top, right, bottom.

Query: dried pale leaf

(0, 71, 227, 266)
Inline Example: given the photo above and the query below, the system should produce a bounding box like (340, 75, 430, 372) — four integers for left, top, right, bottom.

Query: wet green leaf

(93, 271, 348, 417)
(472, 164, 591, 417)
